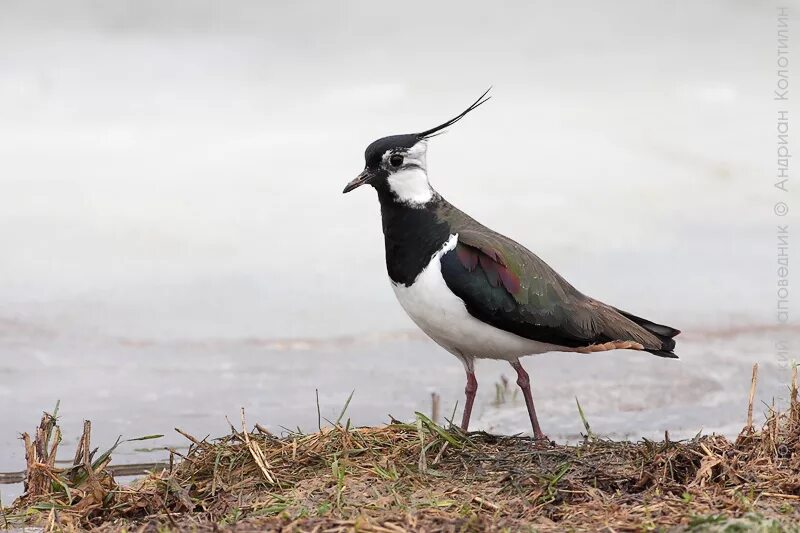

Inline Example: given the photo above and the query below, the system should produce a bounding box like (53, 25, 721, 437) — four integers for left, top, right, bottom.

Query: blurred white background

(1, 0, 797, 499)
(0, 0, 789, 337)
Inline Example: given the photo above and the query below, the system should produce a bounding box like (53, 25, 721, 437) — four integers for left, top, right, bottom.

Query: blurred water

(0, 0, 797, 502)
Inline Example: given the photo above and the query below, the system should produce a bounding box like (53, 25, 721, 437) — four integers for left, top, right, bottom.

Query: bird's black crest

(363, 88, 492, 169)
(417, 87, 492, 140)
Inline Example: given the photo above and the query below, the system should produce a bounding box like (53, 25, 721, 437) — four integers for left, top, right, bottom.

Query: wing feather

(437, 203, 674, 353)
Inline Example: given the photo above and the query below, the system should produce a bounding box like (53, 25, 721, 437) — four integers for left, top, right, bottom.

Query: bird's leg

(460, 370, 478, 431)
(510, 360, 547, 441)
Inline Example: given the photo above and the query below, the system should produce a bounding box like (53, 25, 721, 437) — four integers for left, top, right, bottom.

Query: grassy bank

(3, 366, 800, 532)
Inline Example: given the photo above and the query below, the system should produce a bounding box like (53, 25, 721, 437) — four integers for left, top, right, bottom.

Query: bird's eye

(389, 154, 404, 167)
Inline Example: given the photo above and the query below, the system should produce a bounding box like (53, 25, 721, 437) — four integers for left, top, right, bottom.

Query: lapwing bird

(343, 90, 679, 440)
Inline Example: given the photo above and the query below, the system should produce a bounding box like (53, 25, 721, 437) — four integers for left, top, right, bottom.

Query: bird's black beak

(343, 168, 375, 194)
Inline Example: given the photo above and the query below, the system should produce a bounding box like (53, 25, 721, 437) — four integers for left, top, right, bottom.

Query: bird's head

(343, 89, 491, 206)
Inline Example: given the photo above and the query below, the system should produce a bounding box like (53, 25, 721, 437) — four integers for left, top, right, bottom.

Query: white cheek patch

(387, 167, 433, 205)
(384, 140, 433, 206)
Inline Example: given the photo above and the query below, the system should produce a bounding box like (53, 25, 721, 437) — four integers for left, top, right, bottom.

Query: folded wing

(437, 206, 679, 357)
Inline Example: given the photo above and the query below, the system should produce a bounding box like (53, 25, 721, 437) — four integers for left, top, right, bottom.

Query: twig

(762, 492, 800, 500)
(455, 488, 500, 510)
(80, 420, 104, 499)
(416, 416, 427, 474)
(381, 522, 409, 533)
(159, 497, 179, 529)
(174, 428, 203, 447)
(431, 392, 441, 425)
(240, 408, 276, 485)
(433, 442, 449, 465)
(0, 491, 8, 529)
(0, 461, 171, 485)
(316, 388, 322, 431)
(746, 363, 759, 430)
(471, 494, 500, 511)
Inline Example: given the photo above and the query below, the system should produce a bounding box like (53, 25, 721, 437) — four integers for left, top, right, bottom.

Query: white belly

(391, 234, 571, 361)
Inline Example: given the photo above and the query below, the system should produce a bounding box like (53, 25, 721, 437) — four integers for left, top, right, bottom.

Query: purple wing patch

(456, 244, 479, 271)
(455, 242, 521, 295)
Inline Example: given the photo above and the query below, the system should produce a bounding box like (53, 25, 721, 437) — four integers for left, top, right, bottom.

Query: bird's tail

(613, 308, 681, 359)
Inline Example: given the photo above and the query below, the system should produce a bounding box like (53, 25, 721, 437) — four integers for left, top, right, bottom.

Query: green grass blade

(336, 390, 355, 426)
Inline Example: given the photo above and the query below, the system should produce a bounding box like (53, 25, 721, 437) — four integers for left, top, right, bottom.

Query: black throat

(373, 182, 452, 286)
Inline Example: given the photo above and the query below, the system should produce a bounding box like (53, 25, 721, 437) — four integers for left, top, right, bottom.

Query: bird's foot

(532, 434, 554, 447)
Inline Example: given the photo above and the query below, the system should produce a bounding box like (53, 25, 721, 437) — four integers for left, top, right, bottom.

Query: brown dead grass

(4, 365, 800, 532)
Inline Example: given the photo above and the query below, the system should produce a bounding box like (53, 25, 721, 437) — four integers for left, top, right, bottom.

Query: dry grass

(4, 364, 800, 532)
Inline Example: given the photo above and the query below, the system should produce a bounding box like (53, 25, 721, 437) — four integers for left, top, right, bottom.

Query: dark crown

(363, 88, 492, 169)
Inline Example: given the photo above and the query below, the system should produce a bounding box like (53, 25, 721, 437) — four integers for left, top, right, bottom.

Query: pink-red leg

(460, 371, 477, 431)
(511, 361, 547, 441)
